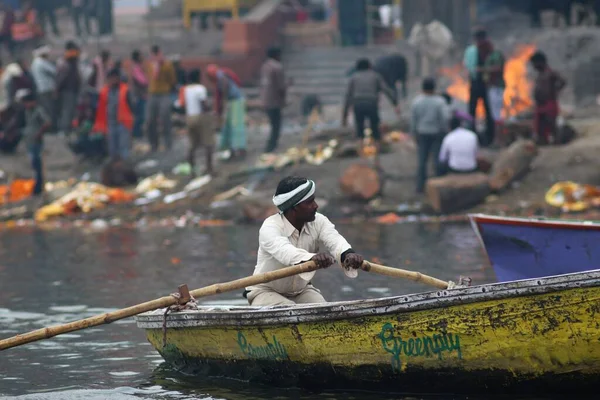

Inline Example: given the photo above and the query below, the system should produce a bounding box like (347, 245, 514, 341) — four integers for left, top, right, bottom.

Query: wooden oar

(0, 261, 321, 351)
(360, 261, 453, 289)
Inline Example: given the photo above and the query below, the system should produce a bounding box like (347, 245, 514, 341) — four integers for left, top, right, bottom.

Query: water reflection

(0, 222, 495, 399)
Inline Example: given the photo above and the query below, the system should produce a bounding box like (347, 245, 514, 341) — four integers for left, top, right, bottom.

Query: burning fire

(440, 45, 536, 119)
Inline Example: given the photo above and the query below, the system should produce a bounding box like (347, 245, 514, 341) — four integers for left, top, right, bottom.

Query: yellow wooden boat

(136, 271, 600, 394)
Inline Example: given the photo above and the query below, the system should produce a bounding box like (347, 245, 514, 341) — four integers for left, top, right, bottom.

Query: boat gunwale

(136, 270, 600, 329)
(469, 213, 600, 230)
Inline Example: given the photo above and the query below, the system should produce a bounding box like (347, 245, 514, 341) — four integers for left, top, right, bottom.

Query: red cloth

(477, 40, 493, 64)
(213, 67, 242, 116)
(296, 10, 308, 22)
(534, 100, 559, 141)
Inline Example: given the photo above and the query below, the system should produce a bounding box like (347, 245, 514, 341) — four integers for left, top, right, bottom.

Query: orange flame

(440, 45, 536, 119)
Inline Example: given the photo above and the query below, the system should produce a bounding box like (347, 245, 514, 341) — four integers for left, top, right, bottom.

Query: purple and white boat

(469, 214, 600, 282)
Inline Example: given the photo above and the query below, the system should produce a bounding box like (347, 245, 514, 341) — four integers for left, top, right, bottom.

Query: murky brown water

(0, 222, 504, 399)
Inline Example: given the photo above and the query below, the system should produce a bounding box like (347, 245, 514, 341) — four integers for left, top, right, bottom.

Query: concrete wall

(181, 0, 294, 84)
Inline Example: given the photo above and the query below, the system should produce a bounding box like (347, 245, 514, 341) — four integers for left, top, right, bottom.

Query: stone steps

(282, 45, 396, 105)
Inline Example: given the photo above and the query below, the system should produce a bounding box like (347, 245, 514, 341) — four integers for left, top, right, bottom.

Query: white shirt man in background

(183, 68, 213, 175)
(439, 115, 479, 174)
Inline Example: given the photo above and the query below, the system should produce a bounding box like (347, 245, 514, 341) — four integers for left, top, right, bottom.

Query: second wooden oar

(0, 260, 321, 351)
(360, 261, 454, 289)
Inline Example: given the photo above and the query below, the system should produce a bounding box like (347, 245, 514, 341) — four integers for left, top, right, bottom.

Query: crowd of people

(463, 27, 566, 147)
(0, 1, 113, 59)
(340, 26, 566, 196)
(0, 36, 260, 197)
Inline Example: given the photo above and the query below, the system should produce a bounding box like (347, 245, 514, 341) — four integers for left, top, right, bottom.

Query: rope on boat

(162, 291, 198, 348)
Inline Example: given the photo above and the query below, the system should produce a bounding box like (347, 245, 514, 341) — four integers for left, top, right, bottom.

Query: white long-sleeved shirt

(247, 213, 356, 296)
(439, 127, 479, 171)
(31, 57, 57, 94)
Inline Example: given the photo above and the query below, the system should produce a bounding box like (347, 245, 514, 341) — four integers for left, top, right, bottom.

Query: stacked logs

(338, 139, 539, 214)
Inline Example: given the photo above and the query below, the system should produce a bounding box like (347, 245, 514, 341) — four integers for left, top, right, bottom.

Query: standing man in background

(463, 27, 495, 146)
(183, 69, 213, 175)
(146, 44, 176, 152)
(56, 41, 81, 137)
(260, 47, 287, 154)
(530, 51, 566, 145)
(410, 77, 448, 194)
(31, 45, 57, 131)
(93, 68, 134, 161)
(129, 49, 148, 139)
(342, 58, 398, 156)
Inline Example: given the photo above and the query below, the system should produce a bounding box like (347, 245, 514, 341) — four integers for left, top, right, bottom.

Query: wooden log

(488, 139, 538, 192)
(502, 120, 533, 146)
(339, 163, 384, 201)
(476, 155, 492, 173)
(426, 173, 490, 214)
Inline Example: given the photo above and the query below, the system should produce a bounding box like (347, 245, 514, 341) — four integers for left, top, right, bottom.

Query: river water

(0, 222, 498, 399)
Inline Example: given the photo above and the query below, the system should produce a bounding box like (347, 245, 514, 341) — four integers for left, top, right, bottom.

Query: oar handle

(360, 261, 449, 289)
(0, 260, 321, 351)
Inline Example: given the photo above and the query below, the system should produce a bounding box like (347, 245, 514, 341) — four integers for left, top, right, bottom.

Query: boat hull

(138, 272, 600, 393)
(470, 214, 600, 281)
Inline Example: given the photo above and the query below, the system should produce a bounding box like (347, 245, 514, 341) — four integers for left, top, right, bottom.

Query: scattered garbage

(35, 182, 135, 222)
(172, 162, 192, 176)
(545, 181, 600, 212)
(184, 175, 212, 192)
(255, 139, 339, 170)
(134, 197, 155, 206)
(133, 142, 151, 154)
(90, 219, 109, 230)
(212, 184, 250, 203)
(217, 150, 231, 161)
(135, 173, 177, 194)
(163, 191, 187, 204)
(0, 179, 35, 204)
(136, 159, 159, 170)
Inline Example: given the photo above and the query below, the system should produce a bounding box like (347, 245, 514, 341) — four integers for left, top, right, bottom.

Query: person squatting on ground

(245, 176, 365, 307)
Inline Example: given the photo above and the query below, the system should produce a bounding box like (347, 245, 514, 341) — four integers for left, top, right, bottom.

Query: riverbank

(2, 107, 600, 231)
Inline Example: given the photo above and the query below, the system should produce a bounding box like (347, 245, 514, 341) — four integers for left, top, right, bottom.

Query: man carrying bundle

(245, 176, 365, 306)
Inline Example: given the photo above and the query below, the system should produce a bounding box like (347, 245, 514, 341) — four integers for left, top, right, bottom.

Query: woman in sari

(206, 64, 246, 160)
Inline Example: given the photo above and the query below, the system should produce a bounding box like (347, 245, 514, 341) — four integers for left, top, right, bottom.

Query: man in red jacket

(93, 68, 134, 161)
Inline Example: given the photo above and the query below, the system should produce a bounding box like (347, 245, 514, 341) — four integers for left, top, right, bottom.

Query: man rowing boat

(245, 176, 364, 306)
